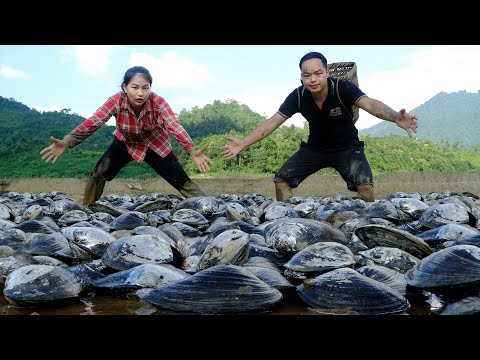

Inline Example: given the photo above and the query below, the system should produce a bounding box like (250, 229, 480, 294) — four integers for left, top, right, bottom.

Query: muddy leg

(179, 180, 206, 198)
(83, 176, 107, 206)
(274, 180, 293, 201)
(357, 183, 374, 202)
(82, 138, 132, 206)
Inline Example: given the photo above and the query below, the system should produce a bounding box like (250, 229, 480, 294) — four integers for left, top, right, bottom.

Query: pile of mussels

(1, 189, 480, 315)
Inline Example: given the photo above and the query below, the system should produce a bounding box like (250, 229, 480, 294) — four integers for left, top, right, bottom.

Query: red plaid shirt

(70, 92, 195, 163)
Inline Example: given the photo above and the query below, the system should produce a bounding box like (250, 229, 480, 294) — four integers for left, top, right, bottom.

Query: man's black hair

(299, 52, 328, 69)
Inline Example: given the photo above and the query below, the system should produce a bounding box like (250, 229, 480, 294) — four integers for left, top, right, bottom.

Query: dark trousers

(83, 137, 204, 205)
(274, 141, 373, 192)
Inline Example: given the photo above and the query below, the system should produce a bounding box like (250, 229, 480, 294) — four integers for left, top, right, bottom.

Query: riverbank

(3, 171, 480, 202)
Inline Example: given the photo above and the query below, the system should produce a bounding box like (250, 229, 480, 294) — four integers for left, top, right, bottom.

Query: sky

(1, 45, 480, 131)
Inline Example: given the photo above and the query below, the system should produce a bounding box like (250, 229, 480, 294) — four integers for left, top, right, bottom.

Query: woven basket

(327, 61, 360, 124)
(327, 62, 358, 86)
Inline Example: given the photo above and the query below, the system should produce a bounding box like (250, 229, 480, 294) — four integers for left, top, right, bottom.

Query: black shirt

(277, 77, 366, 151)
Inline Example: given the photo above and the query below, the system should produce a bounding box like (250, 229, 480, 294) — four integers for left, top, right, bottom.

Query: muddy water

(0, 289, 433, 316)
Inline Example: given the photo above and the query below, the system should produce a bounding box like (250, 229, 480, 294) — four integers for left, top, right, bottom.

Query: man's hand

(395, 109, 419, 138)
(222, 136, 244, 159)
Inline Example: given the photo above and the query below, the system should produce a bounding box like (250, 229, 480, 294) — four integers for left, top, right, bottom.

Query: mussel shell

(198, 229, 250, 270)
(171, 209, 209, 228)
(264, 205, 299, 221)
(13, 220, 55, 234)
(88, 202, 123, 217)
(0, 203, 12, 221)
(363, 200, 402, 221)
(284, 241, 355, 274)
(101, 234, 173, 271)
(440, 291, 480, 315)
(419, 203, 470, 229)
(243, 256, 280, 271)
(19, 204, 44, 222)
(357, 265, 407, 296)
(134, 199, 173, 213)
(3, 264, 90, 306)
(416, 223, 480, 247)
(443, 234, 480, 248)
(355, 224, 433, 259)
(297, 267, 410, 315)
(175, 196, 224, 219)
(140, 264, 283, 314)
(358, 246, 421, 274)
(293, 201, 320, 219)
(23, 232, 75, 259)
(405, 245, 480, 291)
(33, 255, 68, 267)
(244, 266, 294, 291)
(67, 259, 113, 283)
(93, 263, 189, 295)
(226, 203, 254, 224)
(389, 197, 429, 219)
(110, 211, 148, 231)
(0, 219, 16, 231)
(57, 210, 89, 226)
(264, 218, 348, 254)
(0, 228, 27, 250)
(249, 243, 286, 267)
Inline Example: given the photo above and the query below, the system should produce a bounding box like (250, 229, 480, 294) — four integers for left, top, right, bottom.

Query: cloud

(0, 64, 30, 79)
(217, 46, 480, 131)
(171, 45, 480, 131)
(128, 51, 212, 89)
(356, 45, 480, 130)
(65, 45, 122, 78)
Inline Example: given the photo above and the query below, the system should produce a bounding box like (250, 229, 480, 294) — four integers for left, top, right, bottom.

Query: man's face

(300, 58, 329, 95)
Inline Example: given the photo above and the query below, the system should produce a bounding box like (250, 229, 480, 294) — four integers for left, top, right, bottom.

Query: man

(222, 51, 418, 202)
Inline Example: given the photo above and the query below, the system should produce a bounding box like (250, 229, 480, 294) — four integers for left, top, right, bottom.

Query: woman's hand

(40, 136, 68, 164)
(190, 145, 213, 173)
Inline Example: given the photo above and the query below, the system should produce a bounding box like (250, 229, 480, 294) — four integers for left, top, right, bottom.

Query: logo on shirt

(329, 107, 343, 117)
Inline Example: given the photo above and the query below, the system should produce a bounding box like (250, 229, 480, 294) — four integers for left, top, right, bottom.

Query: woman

(40, 66, 212, 206)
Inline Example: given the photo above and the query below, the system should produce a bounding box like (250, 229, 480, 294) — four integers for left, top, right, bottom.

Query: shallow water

(0, 289, 433, 316)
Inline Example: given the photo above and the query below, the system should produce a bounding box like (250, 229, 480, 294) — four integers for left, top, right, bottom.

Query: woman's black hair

(122, 66, 153, 87)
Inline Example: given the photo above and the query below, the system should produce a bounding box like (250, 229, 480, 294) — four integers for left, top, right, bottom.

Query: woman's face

(123, 74, 151, 110)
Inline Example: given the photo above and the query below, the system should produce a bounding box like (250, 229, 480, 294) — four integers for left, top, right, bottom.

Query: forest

(1, 94, 480, 179)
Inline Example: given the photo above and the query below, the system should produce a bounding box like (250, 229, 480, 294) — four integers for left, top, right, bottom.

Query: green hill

(0, 98, 116, 159)
(1, 94, 480, 179)
(0, 96, 266, 178)
(177, 99, 266, 139)
(359, 90, 480, 149)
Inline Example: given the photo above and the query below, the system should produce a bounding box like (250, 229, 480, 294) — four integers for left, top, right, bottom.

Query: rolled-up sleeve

(66, 97, 117, 147)
(157, 101, 195, 151)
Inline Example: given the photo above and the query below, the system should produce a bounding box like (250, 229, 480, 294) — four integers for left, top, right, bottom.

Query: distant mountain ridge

(2, 93, 480, 179)
(3, 90, 479, 151)
(359, 90, 480, 148)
